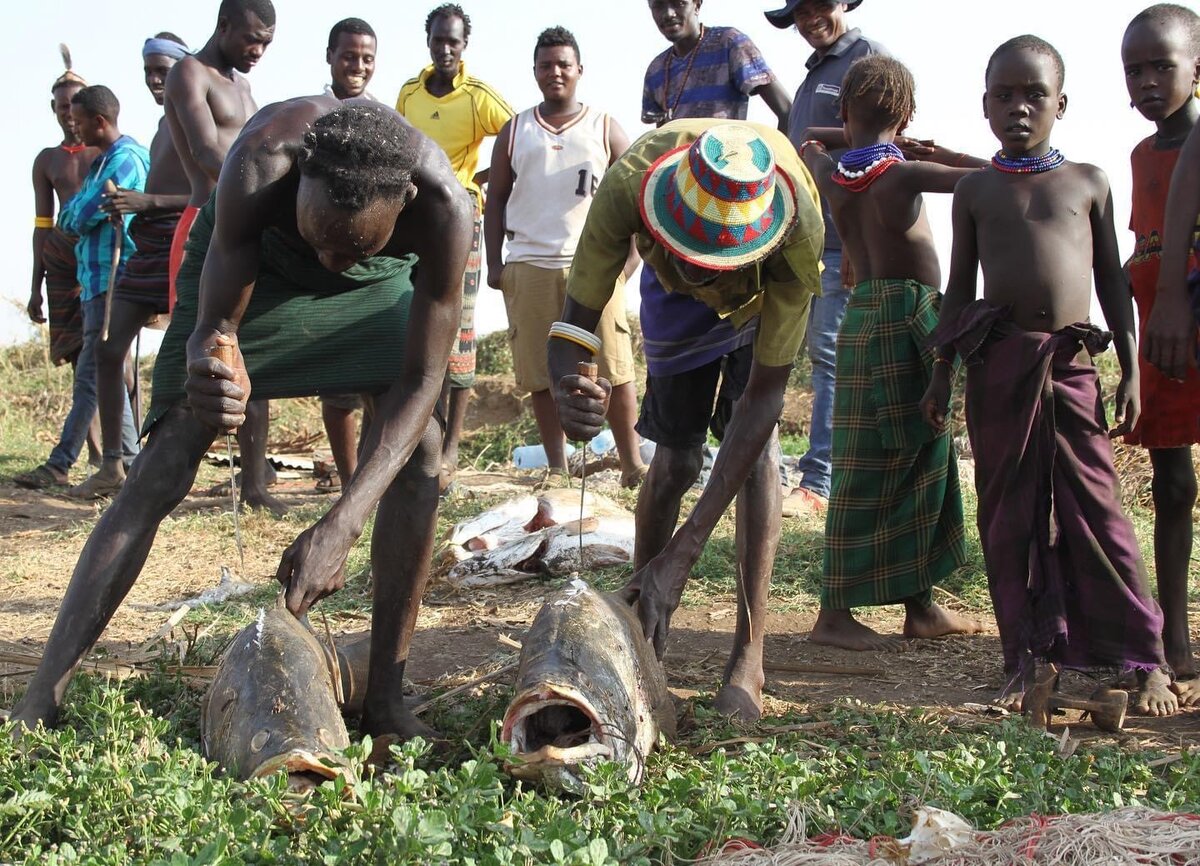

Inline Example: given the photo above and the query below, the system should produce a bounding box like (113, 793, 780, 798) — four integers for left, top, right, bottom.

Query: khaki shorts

(500, 261, 635, 393)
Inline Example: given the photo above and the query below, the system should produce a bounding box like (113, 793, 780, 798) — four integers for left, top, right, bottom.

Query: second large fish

(500, 579, 675, 789)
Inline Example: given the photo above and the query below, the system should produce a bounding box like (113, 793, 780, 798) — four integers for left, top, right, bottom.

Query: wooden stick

(411, 661, 518, 716)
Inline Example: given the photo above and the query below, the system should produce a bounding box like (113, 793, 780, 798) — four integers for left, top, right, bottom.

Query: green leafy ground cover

(1, 337, 1198, 864)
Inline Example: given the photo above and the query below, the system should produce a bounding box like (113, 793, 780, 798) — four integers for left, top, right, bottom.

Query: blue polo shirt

(786, 28, 887, 250)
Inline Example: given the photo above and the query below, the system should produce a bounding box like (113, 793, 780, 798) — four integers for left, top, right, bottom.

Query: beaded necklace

(991, 148, 1065, 174)
(661, 25, 706, 122)
(832, 142, 905, 192)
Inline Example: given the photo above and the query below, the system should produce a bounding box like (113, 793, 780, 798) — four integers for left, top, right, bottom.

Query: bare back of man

(10, 97, 472, 739)
(162, 2, 277, 512)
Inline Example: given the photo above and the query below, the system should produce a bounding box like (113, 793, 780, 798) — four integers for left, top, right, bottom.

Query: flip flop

(314, 470, 341, 493)
(13, 464, 68, 490)
(620, 464, 649, 489)
(66, 473, 125, 500)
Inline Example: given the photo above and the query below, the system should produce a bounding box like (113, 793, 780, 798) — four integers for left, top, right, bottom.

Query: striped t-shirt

(58, 135, 150, 302)
(641, 26, 775, 125)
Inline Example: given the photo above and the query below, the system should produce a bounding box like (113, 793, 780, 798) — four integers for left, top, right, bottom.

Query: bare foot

(997, 691, 1024, 713)
(242, 488, 289, 518)
(809, 608, 903, 652)
(361, 699, 441, 743)
(713, 684, 763, 723)
(1134, 668, 1180, 717)
(902, 602, 984, 640)
(1171, 677, 1200, 708)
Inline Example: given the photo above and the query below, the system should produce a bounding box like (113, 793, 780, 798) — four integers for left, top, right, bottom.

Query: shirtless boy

(11, 100, 473, 739)
(165, 0, 279, 512)
(27, 56, 101, 463)
(799, 56, 986, 651)
(920, 35, 1177, 716)
(1120, 4, 1200, 705)
(70, 33, 193, 500)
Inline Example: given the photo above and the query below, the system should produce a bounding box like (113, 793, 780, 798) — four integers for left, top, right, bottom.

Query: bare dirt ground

(2, 376, 1198, 749)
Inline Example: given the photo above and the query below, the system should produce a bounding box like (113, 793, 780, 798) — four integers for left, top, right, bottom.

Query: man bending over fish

(11, 99, 473, 741)
(550, 120, 824, 722)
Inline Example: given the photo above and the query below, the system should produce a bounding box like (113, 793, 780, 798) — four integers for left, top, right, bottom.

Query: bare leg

(439, 385, 470, 491)
(714, 433, 780, 722)
(1150, 448, 1199, 705)
(608, 382, 647, 486)
(530, 389, 568, 471)
(238, 400, 286, 516)
(10, 406, 215, 730)
(360, 416, 443, 740)
(626, 443, 704, 597)
(322, 404, 360, 483)
(72, 301, 154, 495)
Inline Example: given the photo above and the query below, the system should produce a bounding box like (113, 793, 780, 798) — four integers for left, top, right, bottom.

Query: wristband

(548, 321, 602, 355)
(798, 139, 823, 158)
(34, 216, 54, 229)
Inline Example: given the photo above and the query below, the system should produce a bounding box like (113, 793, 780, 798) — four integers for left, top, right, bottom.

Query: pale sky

(1, 0, 1171, 350)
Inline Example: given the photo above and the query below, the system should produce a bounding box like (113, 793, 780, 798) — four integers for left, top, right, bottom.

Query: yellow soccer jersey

(395, 62, 513, 205)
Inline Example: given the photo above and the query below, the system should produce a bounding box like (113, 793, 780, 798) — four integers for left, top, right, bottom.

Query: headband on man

(143, 37, 188, 60)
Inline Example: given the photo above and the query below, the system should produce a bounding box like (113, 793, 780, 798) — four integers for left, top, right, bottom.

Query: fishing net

(698, 806, 1200, 865)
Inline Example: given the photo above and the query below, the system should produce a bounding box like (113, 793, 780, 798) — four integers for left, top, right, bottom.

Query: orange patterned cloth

(1126, 136, 1200, 449)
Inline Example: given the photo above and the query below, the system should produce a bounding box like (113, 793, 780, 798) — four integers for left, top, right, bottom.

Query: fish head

(501, 683, 641, 787)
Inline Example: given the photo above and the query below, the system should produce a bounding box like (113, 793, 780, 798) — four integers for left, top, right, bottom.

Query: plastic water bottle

(589, 428, 617, 455)
(512, 443, 576, 468)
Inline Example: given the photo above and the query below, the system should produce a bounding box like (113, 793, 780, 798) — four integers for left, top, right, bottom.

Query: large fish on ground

(201, 595, 350, 792)
(501, 579, 675, 789)
(444, 489, 635, 589)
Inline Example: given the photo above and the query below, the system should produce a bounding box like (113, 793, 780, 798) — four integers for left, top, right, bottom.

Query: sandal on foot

(314, 470, 341, 493)
(781, 486, 827, 518)
(620, 464, 649, 489)
(67, 473, 125, 500)
(14, 464, 68, 490)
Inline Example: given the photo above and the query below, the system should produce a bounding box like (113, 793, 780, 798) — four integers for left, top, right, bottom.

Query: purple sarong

(931, 300, 1166, 679)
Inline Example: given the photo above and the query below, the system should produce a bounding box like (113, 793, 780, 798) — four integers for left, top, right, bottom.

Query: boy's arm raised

(920, 179, 980, 431)
(1144, 120, 1200, 381)
(1089, 167, 1140, 436)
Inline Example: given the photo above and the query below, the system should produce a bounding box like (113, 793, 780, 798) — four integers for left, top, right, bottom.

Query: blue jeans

(795, 249, 850, 499)
(47, 295, 139, 473)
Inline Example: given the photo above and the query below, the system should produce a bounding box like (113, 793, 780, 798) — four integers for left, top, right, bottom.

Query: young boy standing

(799, 56, 987, 650)
(1121, 3, 1200, 706)
(921, 36, 1177, 716)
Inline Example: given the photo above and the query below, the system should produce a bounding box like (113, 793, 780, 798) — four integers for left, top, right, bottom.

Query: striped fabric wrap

(113, 212, 180, 314)
(145, 197, 417, 435)
(822, 278, 966, 610)
(42, 226, 84, 365)
(447, 206, 482, 388)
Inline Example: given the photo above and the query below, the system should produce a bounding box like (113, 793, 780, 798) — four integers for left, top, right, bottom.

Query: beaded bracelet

(798, 139, 823, 158)
(548, 321, 602, 355)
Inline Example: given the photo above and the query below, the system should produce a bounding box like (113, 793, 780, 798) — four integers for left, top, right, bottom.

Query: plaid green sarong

(821, 278, 966, 609)
(145, 197, 416, 433)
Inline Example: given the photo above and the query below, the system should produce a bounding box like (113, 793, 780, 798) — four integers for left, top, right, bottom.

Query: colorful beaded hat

(765, 0, 863, 29)
(639, 124, 798, 271)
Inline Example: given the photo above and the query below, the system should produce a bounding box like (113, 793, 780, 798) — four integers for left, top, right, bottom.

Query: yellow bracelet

(34, 216, 54, 229)
(550, 331, 600, 354)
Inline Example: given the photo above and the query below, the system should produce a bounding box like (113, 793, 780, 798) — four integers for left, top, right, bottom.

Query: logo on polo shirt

(431, 110, 441, 120)
(815, 83, 841, 98)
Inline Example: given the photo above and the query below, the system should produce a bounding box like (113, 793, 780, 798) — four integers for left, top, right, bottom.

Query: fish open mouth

(501, 688, 614, 777)
(252, 749, 349, 793)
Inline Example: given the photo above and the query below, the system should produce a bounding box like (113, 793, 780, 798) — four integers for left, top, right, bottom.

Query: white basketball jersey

(504, 105, 611, 268)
